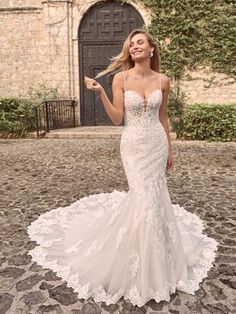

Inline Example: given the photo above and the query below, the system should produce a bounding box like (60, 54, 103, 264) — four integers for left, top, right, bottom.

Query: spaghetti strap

(122, 71, 127, 91)
(159, 73, 162, 91)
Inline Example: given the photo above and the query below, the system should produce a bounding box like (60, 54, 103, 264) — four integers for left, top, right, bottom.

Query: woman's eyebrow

(130, 39, 144, 45)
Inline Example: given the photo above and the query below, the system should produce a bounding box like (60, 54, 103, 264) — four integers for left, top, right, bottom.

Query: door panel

(79, 2, 144, 125)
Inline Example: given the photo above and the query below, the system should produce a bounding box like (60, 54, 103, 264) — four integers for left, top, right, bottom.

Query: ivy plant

(142, 0, 235, 81)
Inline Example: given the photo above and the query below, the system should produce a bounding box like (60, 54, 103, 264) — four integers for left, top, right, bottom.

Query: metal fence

(35, 100, 77, 137)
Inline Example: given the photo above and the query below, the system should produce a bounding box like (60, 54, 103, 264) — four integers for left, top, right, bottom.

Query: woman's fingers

(166, 158, 173, 170)
(84, 77, 98, 90)
(84, 76, 103, 93)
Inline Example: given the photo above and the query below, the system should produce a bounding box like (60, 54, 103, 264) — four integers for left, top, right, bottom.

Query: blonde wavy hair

(95, 29, 160, 78)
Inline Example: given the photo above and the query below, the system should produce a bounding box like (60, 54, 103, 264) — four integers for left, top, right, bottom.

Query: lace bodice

(124, 89, 163, 128)
(122, 71, 163, 128)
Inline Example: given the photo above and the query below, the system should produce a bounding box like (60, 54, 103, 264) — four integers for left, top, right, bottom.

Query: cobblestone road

(0, 139, 235, 314)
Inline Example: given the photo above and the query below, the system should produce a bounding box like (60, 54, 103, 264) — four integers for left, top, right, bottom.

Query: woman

(27, 29, 218, 307)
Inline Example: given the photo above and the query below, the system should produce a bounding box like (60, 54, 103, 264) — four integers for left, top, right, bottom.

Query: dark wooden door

(79, 2, 144, 126)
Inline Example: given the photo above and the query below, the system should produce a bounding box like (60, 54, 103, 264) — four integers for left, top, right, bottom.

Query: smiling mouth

(132, 50, 142, 55)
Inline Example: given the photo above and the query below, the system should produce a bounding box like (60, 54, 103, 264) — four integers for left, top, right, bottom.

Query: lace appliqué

(84, 240, 105, 257)
(125, 285, 172, 307)
(116, 226, 128, 248)
(124, 90, 163, 128)
(166, 222, 177, 244)
(93, 285, 123, 304)
(129, 251, 139, 277)
(65, 240, 83, 253)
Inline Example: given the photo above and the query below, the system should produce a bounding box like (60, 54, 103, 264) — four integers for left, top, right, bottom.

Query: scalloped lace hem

(28, 238, 218, 307)
(27, 190, 218, 307)
(28, 245, 174, 307)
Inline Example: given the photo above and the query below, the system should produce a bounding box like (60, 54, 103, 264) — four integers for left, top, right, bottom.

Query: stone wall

(0, 4, 47, 96)
(0, 0, 72, 98)
(0, 0, 40, 7)
(182, 67, 236, 104)
(0, 0, 235, 125)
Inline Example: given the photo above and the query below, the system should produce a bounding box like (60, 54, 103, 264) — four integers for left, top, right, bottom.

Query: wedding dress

(27, 72, 218, 307)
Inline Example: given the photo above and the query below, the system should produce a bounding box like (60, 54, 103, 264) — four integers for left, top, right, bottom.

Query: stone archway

(78, 1, 144, 126)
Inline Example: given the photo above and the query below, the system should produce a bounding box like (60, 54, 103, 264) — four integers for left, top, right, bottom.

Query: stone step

(28, 126, 177, 140)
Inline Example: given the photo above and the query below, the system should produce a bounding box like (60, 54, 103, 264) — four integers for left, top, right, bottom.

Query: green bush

(28, 81, 58, 106)
(0, 97, 35, 138)
(168, 85, 186, 138)
(0, 83, 59, 138)
(183, 104, 236, 142)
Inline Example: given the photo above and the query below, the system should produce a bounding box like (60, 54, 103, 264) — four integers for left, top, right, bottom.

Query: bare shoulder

(160, 73, 170, 83)
(152, 71, 169, 85)
(159, 73, 170, 90)
(112, 71, 124, 87)
(113, 71, 123, 82)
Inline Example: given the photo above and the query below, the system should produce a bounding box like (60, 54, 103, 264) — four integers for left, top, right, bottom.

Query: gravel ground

(0, 138, 235, 314)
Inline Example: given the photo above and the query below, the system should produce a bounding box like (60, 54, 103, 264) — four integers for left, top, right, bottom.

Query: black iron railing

(35, 99, 77, 137)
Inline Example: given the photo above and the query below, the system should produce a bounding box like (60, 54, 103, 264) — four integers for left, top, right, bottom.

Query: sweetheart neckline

(124, 89, 162, 102)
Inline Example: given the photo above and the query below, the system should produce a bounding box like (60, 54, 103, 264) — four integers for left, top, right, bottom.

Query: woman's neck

(132, 61, 152, 78)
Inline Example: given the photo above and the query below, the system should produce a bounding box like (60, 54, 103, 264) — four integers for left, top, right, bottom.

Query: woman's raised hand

(84, 76, 103, 93)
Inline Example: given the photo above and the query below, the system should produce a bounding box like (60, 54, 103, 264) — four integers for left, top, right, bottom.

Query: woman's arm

(159, 75, 173, 169)
(84, 72, 124, 125)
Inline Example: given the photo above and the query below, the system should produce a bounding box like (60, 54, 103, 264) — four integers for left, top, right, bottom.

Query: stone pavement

(0, 138, 235, 314)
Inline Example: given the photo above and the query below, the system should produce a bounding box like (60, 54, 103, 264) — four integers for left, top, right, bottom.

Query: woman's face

(129, 33, 153, 61)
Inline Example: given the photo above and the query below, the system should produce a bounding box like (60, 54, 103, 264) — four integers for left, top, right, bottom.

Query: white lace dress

(27, 73, 218, 307)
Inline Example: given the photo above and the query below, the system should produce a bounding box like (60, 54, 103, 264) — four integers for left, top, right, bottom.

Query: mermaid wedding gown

(27, 73, 218, 307)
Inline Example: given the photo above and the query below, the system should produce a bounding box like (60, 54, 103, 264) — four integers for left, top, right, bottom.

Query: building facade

(0, 0, 235, 125)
